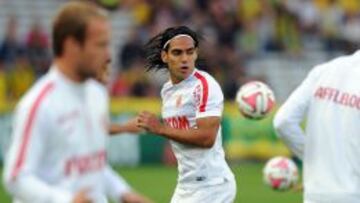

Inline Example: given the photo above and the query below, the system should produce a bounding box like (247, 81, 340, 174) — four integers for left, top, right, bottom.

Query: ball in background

(263, 156, 299, 191)
(235, 81, 275, 119)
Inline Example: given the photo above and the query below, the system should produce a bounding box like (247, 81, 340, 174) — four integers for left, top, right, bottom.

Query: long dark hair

(144, 26, 202, 71)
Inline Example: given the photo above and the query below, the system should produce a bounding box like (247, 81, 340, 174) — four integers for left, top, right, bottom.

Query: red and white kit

(3, 66, 130, 203)
(274, 51, 360, 203)
(161, 69, 236, 203)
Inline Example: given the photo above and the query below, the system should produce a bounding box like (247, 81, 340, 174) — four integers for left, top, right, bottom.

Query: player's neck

(170, 76, 183, 85)
(54, 58, 84, 83)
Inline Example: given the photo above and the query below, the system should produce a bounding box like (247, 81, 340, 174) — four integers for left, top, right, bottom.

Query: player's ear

(161, 50, 168, 63)
(193, 48, 198, 60)
(64, 36, 81, 55)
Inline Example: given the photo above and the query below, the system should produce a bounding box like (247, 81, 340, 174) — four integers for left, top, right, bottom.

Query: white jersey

(274, 50, 360, 203)
(3, 66, 117, 203)
(161, 69, 235, 189)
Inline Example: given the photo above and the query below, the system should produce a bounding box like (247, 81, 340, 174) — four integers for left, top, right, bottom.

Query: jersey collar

(49, 65, 86, 93)
(168, 68, 197, 87)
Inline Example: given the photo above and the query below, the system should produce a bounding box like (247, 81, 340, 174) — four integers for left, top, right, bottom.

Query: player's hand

(72, 189, 92, 203)
(125, 117, 144, 133)
(122, 192, 153, 203)
(109, 117, 144, 135)
(137, 111, 163, 134)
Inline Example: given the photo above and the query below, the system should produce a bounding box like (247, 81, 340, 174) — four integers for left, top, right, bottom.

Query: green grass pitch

(0, 163, 302, 203)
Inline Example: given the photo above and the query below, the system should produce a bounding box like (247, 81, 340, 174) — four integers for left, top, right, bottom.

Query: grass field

(0, 163, 302, 203)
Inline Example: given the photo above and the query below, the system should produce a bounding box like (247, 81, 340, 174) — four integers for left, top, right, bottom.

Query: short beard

(76, 65, 97, 82)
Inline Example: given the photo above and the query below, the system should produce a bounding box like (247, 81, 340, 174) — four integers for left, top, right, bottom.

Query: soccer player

(274, 50, 360, 203)
(138, 26, 236, 203)
(2, 2, 147, 203)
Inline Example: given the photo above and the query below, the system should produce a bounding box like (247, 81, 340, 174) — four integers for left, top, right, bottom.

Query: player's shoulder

(16, 72, 56, 113)
(193, 69, 217, 83)
(160, 80, 172, 98)
(308, 51, 359, 78)
(86, 79, 109, 104)
(192, 69, 224, 100)
(86, 79, 107, 94)
(192, 69, 222, 90)
(314, 51, 359, 72)
(161, 80, 172, 90)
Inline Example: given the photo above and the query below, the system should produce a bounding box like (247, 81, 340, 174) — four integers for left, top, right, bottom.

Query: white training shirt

(3, 66, 119, 203)
(161, 69, 235, 189)
(274, 50, 360, 203)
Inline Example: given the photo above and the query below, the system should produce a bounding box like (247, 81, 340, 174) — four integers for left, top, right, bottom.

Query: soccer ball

(235, 81, 275, 119)
(263, 156, 299, 191)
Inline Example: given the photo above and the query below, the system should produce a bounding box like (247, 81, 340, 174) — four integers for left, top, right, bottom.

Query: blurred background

(0, 0, 359, 202)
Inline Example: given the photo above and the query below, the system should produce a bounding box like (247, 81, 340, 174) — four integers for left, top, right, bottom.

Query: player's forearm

(274, 112, 305, 160)
(4, 174, 73, 203)
(109, 118, 142, 135)
(103, 166, 132, 200)
(273, 84, 308, 160)
(109, 123, 127, 135)
(157, 125, 216, 148)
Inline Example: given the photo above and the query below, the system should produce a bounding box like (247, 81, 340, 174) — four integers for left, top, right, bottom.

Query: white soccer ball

(235, 81, 275, 119)
(263, 156, 299, 191)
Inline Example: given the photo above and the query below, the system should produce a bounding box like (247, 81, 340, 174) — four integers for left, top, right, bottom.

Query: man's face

(76, 18, 111, 81)
(161, 36, 197, 84)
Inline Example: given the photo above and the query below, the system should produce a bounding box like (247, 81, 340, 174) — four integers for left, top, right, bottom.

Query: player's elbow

(3, 165, 24, 196)
(201, 140, 215, 148)
(200, 132, 216, 148)
(3, 173, 17, 196)
(273, 113, 290, 139)
(273, 114, 283, 132)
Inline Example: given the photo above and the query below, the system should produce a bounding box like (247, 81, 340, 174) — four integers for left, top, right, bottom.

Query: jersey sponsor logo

(58, 109, 80, 125)
(65, 150, 106, 176)
(314, 86, 360, 110)
(163, 116, 190, 129)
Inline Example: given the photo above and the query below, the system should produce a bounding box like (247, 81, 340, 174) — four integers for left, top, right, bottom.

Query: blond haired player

(138, 26, 236, 203)
(3, 2, 147, 203)
(274, 50, 360, 203)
